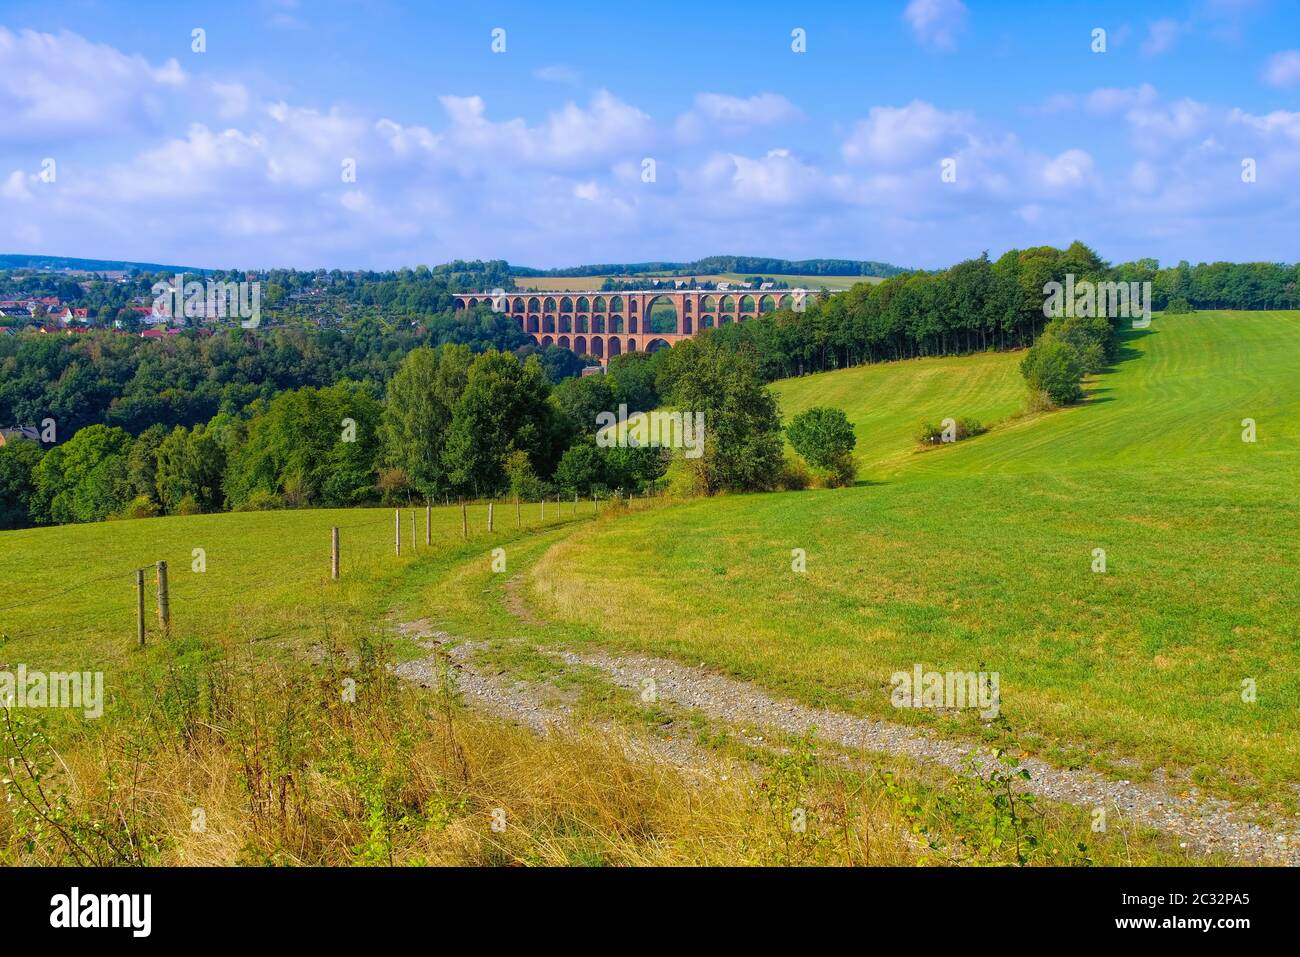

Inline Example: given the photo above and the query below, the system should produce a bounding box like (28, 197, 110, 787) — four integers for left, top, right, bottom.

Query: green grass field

(0, 501, 574, 673)
(527, 311, 1300, 807)
(1, 309, 1295, 862)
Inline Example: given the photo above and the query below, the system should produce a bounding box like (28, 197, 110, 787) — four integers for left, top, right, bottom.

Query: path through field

(393, 617, 1299, 865)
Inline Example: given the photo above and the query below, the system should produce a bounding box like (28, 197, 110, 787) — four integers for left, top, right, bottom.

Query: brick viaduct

(452, 289, 808, 363)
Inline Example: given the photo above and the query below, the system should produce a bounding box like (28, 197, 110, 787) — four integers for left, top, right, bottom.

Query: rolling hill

(526, 311, 1300, 806)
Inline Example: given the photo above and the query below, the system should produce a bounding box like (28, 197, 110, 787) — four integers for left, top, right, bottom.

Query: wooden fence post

(331, 527, 340, 580)
(156, 560, 170, 635)
(487, 501, 494, 532)
(394, 508, 401, 556)
(425, 504, 431, 546)
(136, 569, 146, 647)
(461, 499, 468, 538)
(411, 509, 417, 550)
(593, 493, 598, 515)
(540, 497, 544, 522)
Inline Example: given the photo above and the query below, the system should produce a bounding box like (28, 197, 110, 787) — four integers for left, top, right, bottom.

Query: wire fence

(1, 491, 650, 647)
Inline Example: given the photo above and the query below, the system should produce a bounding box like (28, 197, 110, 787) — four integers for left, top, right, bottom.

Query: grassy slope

(0, 502, 569, 673)
(772, 349, 1025, 478)
(530, 312, 1300, 806)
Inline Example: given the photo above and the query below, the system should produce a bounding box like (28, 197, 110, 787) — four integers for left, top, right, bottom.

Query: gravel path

(391, 619, 1298, 864)
(392, 621, 732, 778)
(551, 646, 1299, 865)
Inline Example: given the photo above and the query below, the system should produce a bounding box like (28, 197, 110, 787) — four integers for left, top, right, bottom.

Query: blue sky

(2, 0, 1298, 270)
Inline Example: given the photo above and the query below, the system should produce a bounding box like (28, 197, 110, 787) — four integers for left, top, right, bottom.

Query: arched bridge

(452, 289, 808, 363)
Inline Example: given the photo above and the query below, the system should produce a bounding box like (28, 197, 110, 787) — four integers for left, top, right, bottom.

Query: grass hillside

(529, 311, 1300, 807)
(772, 349, 1025, 478)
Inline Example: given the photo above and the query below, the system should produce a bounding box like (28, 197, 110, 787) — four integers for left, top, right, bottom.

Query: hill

(526, 311, 1300, 808)
(0, 253, 208, 274)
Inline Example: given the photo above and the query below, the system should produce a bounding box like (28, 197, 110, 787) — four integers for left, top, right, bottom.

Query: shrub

(175, 494, 202, 516)
(234, 489, 284, 512)
(1020, 336, 1084, 405)
(1165, 297, 1195, 314)
(777, 451, 811, 491)
(119, 495, 160, 520)
(915, 417, 986, 447)
(785, 407, 857, 474)
(376, 467, 413, 505)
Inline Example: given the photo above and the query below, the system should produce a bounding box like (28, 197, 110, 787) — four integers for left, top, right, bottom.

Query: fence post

(425, 504, 431, 546)
(540, 497, 544, 522)
(593, 493, 598, 515)
(331, 527, 340, 580)
(411, 509, 417, 550)
(136, 569, 146, 647)
(394, 508, 401, 556)
(574, 491, 578, 515)
(156, 560, 170, 635)
(461, 499, 468, 538)
(488, 501, 494, 532)
(516, 496, 521, 528)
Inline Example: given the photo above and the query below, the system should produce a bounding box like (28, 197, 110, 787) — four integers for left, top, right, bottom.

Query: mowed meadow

(0, 309, 1293, 864)
(530, 312, 1300, 807)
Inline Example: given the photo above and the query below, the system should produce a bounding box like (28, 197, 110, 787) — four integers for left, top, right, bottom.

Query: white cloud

(1040, 149, 1095, 190)
(1141, 19, 1182, 56)
(903, 0, 969, 51)
(675, 93, 800, 141)
(534, 64, 580, 85)
(0, 27, 186, 140)
(842, 100, 973, 166)
(2, 170, 35, 201)
(1262, 50, 1300, 88)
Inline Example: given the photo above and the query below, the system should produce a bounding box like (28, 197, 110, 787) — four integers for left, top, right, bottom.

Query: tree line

(0, 337, 814, 528)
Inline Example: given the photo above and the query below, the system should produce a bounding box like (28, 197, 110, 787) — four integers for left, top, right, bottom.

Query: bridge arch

(609, 314, 624, 333)
(759, 294, 777, 313)
(543, 315, 556, 333)
(608, 337, 622, 358)
(512, 297, 525, 313)
(577, 296, 589, 312)
(740, 295, 756, 313)
(593, 296, 607, 312)
(609, 295, 623, 312)
(700, 314, 713, 328)
(558, 335, 570, 350)
(646, 295, 678, 335)
(591, 337, 604, 358)
(527, 315, 539, 333)
(720, 295, 736, 314)
(528, 296, 541, 312)
(593, 315, 605, 332)
(544, 297, 557, 312)
(560, 296, 573, 312)
(701, 294, 716, 313)
(575, 335, 587, 355)
(646, 337, 670, 353)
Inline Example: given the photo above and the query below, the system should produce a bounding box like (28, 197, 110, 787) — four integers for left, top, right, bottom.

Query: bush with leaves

(786, 407, 857, 487)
